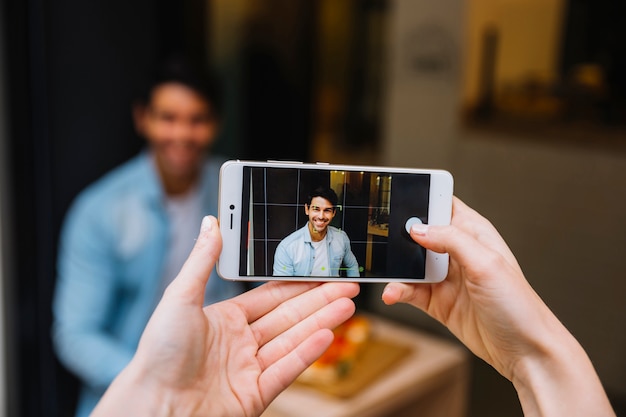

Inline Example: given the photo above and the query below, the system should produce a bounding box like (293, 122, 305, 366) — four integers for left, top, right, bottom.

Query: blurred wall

(209, 0, 315, 162)
(380, 0, 463, 168)
(0, 2, 9, 413)
(372, 0, 626, 413)
(462, 0, 566, 107)
(207, 0, 249, 158)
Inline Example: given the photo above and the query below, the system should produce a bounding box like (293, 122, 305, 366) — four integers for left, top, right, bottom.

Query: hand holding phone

(217, 160, 453, 283)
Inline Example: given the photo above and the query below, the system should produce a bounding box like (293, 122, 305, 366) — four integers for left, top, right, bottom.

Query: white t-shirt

(311, 236, 330, 276)
(160, 185, 202, 293)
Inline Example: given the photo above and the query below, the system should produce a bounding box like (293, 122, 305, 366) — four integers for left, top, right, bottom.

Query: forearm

(512, 327, 615, 417)
(91, 358, 232, 417)
(91, 360, 175, 417)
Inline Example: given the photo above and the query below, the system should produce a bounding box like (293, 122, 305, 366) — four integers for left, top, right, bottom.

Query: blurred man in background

(51, 55, 248, 417)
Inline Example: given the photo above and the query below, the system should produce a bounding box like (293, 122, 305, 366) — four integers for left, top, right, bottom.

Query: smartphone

(217, 160, 453, 283)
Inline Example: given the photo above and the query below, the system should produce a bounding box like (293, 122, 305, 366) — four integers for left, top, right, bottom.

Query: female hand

(382, 197, 615, 416)
(93, 216, 360, 417)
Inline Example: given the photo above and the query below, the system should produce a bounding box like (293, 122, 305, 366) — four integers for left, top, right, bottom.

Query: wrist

(511, 326, 614, 416)
(92, 360, 177, 417)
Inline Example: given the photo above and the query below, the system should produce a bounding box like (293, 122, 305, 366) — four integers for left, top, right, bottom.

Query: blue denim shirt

(52, 151, 247, 417)
(273, 223, 360, 277)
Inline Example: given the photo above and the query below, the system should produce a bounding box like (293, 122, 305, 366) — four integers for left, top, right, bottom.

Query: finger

(259, 328, 335, 406)
(381, 281, 433, 309)
(233, 280, 359, 327)
(255, 296, 356, 370)
(164, 216, 222, 304)
(410, 222, 499, 276)
(451, 196, 519, 268)
(232, 281, 325, 322)
(248, 281, 360, 346)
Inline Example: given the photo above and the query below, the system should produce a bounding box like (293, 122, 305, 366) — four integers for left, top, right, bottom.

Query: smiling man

(51, 55, 248, 417)
(273, 185, 360, 278)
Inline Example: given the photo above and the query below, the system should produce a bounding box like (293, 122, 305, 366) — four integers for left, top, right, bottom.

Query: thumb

(164, 215, 223, 303)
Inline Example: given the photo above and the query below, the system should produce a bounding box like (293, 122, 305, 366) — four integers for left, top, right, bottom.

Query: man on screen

(273, 185, 360, 277)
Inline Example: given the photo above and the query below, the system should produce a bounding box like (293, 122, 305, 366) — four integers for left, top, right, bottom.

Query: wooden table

(261, 313, 470, 417)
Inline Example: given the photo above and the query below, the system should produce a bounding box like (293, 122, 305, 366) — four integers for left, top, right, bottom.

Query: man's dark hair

(307, 185, 339, 208)
(136, 54, 223, 116)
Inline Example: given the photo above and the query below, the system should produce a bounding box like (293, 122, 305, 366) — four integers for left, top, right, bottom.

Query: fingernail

(381, 285, 396, 305)
(411, 223, 428, 235)
(201, 216, 213, 232)
(382, 285, 391, 298)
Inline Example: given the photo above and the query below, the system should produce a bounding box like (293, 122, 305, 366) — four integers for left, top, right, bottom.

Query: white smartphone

(217, 160, 454, 283)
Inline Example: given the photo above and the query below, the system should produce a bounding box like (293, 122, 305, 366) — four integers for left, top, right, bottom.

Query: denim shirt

(52, 151, 247, 417)
(273, 223, 360, 277)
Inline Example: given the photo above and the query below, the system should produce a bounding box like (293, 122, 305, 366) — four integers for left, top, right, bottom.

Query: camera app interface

(238, 166, 431, 279)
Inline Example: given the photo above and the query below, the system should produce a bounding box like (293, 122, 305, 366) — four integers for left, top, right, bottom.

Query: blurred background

(1, 0, 625, 416)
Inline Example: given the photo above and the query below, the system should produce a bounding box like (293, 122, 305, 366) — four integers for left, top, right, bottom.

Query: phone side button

(266, 160, 303, 164)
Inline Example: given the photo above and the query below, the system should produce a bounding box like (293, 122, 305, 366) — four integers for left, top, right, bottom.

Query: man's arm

(52, 199, 134, 391)
(341, 232, 360, 277)
(272, 240, 295, 276)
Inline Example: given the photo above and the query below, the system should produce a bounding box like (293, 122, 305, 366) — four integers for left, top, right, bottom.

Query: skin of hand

(382, 196, 615, 416)
(92, 215, 360, 417)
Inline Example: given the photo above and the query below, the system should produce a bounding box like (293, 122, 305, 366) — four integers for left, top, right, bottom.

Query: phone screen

(237, 165, 432, 279)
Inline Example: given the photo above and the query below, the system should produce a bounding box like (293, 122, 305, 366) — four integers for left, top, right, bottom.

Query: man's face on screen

(305, 196, 336, 237)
